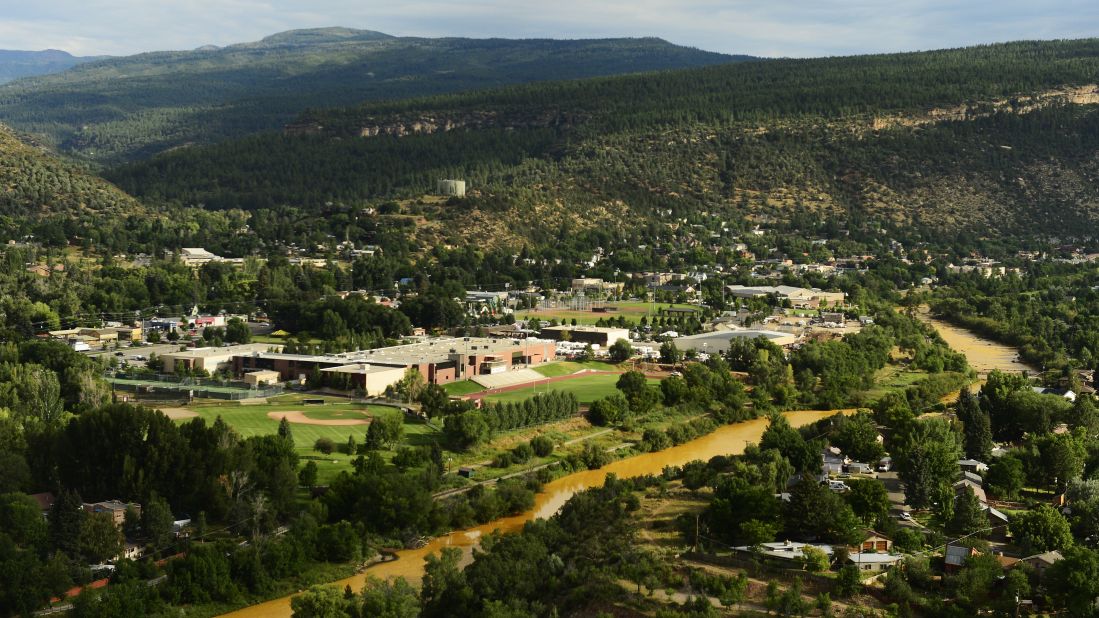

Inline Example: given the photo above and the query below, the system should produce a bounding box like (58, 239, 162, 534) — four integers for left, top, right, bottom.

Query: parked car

(899, 511, 913, 521)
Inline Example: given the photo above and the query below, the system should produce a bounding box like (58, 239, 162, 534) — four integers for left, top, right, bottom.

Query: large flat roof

(164, 343, 273, 359)
(240, 337, 551, 367)
(676, 330, 798, 351)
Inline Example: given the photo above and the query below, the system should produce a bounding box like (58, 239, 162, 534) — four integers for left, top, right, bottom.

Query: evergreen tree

(956, 387, 992, 462)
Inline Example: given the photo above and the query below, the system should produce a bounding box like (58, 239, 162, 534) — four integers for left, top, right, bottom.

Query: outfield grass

(168, 398, 437, 484)
(482, 373, 659, 405)
(532, 360, 619, 377)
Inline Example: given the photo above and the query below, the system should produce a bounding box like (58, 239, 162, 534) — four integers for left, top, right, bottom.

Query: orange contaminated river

(222, 409, 840, 618)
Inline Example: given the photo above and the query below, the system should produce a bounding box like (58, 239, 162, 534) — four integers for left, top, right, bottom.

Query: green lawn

(521, 301, 691, 325)
(168, 399, 436, 484)
(532, 360, 619, 377)
(483, 373, 659, 405)
(443, 380, 484, 396)
(862, 363, 929, 401)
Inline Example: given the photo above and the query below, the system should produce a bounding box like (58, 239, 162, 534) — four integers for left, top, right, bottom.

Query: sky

(1, 0, 1097, 58)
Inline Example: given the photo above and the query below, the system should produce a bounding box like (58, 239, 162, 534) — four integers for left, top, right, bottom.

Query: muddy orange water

(221, 409, 840, 618)
(921, 315, 1036, 376)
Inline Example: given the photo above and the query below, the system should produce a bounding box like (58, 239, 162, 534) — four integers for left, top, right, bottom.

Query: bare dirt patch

(266, 411, 370, 426)
(159, 407, 199, 420)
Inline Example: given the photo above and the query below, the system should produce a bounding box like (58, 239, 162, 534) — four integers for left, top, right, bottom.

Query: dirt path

(266, 411, 370, 426)
(158, 407, 198, 420)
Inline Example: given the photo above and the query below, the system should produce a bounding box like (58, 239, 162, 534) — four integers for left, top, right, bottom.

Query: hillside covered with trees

(105, 39, 1099, 242)
(0, 27, 741, 164)
(0, 123, 144, 243)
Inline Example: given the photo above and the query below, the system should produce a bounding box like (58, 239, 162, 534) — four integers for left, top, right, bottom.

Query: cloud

(2, 0, 1097, 57)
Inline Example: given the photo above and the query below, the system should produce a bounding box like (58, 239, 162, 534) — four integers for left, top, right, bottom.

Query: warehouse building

(538, 325, 630, 348)
(232, 337, 554, 386)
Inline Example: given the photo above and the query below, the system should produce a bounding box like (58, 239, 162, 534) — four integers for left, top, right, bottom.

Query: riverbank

(915, 308, 1037, 376)
(220, 409, 842, 618)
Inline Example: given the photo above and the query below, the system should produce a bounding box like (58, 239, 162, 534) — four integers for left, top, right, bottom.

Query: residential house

(958, 459, 989, 474)
(29, 492, 56, 519)
(944, 544, 980, 572)
(851, 530, 893, 554)
(733, 540, 834, 566)
(1031, 386, 1077, 402)
(82, 500, 140, 528)
(1021, 551, 1064, 579)
(849, 552, 904, 573)
(954, 479, 988, 504)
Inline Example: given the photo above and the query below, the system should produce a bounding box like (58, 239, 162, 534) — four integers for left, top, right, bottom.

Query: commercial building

(570, 278, 624, 295)
(675, 330, 798, 354)
(233, 337, 555, 386)
(243, 370, 282, 387)
(539, 325, 630, 348)
(161, 343, 274, 374)
(178, 248, 223, 267)
(725, 285, 846, 308)
(319, 363, 408, 396)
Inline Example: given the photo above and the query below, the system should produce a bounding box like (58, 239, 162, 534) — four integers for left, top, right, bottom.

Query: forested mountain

(0, 50, 102, 84)
(0, 27, 742, 163)
(0, 123, 143, 242)
(105, 39, 1099, 243)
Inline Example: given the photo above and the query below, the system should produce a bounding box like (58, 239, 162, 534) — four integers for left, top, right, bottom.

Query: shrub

(530, 435, 554, 457)
(511, 442, 534, 464)
(314, 437, 335, 454)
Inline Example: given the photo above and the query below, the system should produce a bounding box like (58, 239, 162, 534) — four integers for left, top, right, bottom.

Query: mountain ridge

(0, 29, 745, 164)
(104, 38, 1099, 245)
(0, 49, 105, 84)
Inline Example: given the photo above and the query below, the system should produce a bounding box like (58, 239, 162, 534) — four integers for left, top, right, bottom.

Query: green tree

(79, 512, 123, 563)
(948, 486, 987, 537)
(659, 340, 683, 365)
(844, 478, 891, 526)
(49, 488, 84, 556)
(802, 545, 830, 572)
(608, 338, 633, 363)
(224, 318, 252, 344)
(299, 461, 319, 488)
(1009, 504, 1073, 553)
(588, 393, 629, 427)
(616, 370, 657, 415)
(785, 479, 862, 545)
(956, 387, 993, 461)
(359, 576, 420, 617)
(834, 565, 861, 597)
(1045, 546, 1099, 617)
(894, 418, 961, 509)
(422, 547, 474, 618)
(529, 436, 553, 457)
(290, 585, 353, 618)
(985, 454, 1025, 499)
(830, 410, 884, 463)
(277, 416, 294, 446)
(142, 494, 175, 550)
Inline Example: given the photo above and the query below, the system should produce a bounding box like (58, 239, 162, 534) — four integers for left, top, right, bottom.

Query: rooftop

(242, 337, 550, 367)
(164, 343, 272, 359)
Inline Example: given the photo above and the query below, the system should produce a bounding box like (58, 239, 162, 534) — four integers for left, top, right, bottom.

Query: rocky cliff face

(356, 109, 585, 138)
(870, 84, 1099, 131)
